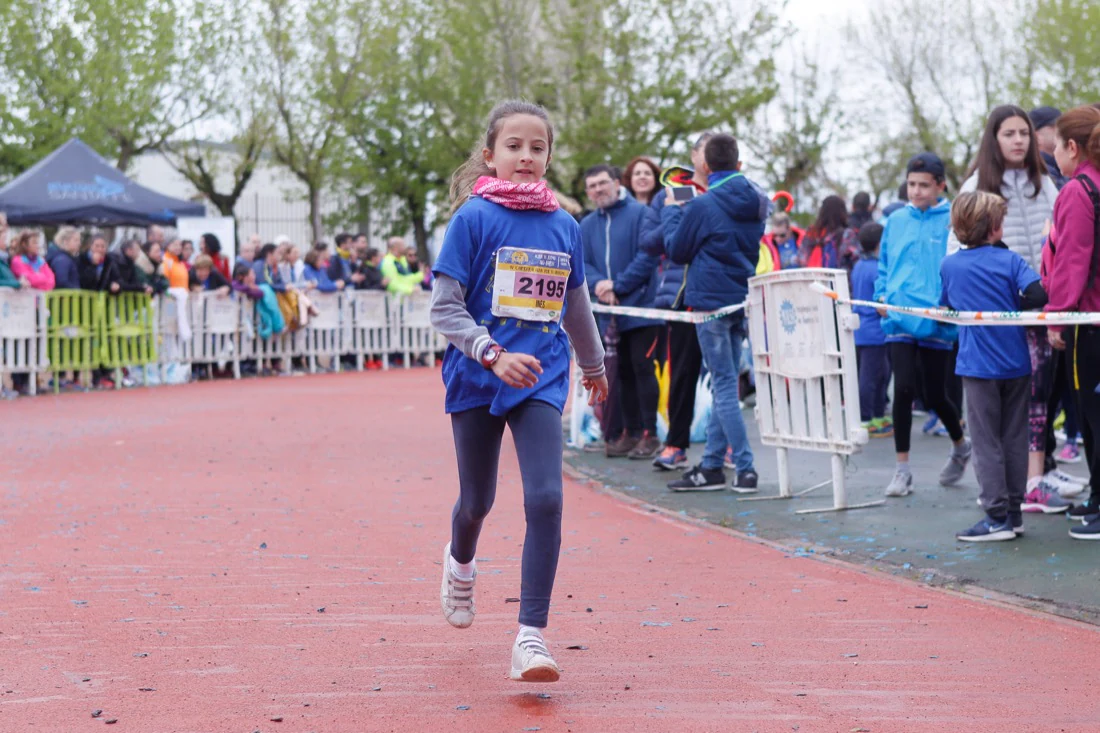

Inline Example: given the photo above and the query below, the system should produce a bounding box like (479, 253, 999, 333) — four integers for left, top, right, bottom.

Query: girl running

(429, 100, 608, 681)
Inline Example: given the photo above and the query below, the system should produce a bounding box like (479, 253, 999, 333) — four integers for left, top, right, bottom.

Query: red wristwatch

(481, 343, 505, 369)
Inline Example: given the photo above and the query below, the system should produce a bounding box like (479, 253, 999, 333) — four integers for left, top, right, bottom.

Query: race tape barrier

(810, 283, 1100, 326)
(590, 301, 745, 324)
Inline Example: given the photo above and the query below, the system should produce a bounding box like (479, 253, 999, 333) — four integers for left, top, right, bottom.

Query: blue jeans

(450, 401, 563, 628)
(696, 316, 755, 474)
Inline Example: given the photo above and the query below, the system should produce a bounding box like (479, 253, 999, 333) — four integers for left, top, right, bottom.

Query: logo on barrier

(780, 300, 797, 334)
(1, 302, 7, 318)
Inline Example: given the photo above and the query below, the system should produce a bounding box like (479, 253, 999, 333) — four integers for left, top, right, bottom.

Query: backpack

(1051, 174, 1100, 292)
(1079, 174, 1100, 291)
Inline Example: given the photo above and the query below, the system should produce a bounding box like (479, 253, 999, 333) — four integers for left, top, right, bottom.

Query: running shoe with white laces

(1044, 469, 1087, 498)
(440, 542, 476, 628)
(510, 629, 561, 682)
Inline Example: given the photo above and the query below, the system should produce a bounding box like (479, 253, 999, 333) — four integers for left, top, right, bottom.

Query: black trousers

(1066, 328, 1100, 498)
(617, 326, 661, 436)
(890, 342, 964, 453)
(665, 321, 703, 449)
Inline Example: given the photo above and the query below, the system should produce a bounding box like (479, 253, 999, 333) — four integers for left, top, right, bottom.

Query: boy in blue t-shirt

(940, 191, 1050, 542)
(851, 222, 891, 437)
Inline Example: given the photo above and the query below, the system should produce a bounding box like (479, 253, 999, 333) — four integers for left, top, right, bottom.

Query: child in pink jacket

(9, 231, 56, 290)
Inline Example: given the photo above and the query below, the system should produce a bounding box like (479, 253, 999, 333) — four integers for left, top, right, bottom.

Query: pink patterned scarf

(473, 176, 560, 212)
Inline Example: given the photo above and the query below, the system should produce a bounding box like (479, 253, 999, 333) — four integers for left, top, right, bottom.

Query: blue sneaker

(956, 516, 1016, 543)
(922, 411, 940, 435)
(652, 446, 688, 471)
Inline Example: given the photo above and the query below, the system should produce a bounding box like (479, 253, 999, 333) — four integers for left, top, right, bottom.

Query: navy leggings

(450, 401, 563, 628)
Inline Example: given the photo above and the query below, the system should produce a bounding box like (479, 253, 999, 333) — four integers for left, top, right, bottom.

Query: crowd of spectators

(573, 102, 1100, 541)
(0, 223, 437, 396)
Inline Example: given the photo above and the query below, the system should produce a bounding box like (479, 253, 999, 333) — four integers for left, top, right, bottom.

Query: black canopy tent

(0, 138, 206, 226)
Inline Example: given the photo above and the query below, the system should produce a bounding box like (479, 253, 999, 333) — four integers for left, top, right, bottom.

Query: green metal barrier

(100, 292, 156, 371)
(46, 290, 101, 391)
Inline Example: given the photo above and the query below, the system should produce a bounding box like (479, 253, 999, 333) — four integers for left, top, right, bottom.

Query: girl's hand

(491, 352, 542, 388)
(582, 374, 609, 405)
(1049, 328, 1066, 351)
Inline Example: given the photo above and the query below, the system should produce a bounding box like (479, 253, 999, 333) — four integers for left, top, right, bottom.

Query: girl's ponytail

(449, 149, 492, 216)
(448, 100, 555, 217)
(1088, 119, 1100, 170)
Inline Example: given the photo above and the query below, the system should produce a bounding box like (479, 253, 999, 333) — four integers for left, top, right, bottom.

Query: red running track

(1, 370, 1097, 732)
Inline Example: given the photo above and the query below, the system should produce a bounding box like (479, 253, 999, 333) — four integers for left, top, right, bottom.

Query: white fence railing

(0, 289, 442, 387)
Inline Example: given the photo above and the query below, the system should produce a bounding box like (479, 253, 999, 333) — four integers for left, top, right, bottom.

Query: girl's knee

(458, 497, 493, 523)
(524, 486, 563, 521)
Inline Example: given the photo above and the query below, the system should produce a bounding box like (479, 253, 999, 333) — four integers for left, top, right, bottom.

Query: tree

(542, 0, 782, 201)
(1013, 0, 1100, 109)
(746, 51, 847, 208)
(158, 1, 272, 221)
(339, 0, 504, 261)
(846, 0, 1022, 191)
(259, 0, 375, 243)
(161, 111, 272, 218)
(0, 0, 227, 173)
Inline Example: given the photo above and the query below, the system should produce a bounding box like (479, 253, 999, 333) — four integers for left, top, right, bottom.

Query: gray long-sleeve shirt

(429, 273, 605, 378)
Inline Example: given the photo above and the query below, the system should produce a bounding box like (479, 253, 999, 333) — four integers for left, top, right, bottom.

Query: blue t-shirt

(940, 245, 1039, 380)
(776, 240, 800, 270)
(432, 196, 586, 416)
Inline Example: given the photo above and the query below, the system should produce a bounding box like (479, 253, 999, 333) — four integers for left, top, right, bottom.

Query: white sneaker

(510, 630, 561, 682)
(885, 470, 913, 497)
(440, 543, 475, 628)
(1044, 469, 1087, 498)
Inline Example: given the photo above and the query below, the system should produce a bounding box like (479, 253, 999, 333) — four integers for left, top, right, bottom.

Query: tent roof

(0, 138, 207, 226)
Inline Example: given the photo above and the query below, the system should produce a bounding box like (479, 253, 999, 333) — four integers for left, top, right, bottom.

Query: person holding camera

(661, 134, 766, 493)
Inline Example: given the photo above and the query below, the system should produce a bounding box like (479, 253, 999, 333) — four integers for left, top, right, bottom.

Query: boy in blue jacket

(852, 222, 892, 437)
(873, 153, 970, 497)
(661, 134, 767, 493)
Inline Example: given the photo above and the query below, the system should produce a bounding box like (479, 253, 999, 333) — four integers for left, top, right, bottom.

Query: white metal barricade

(189, 293, 242, 379)
(396, 291, 436, 368)
(156, 291, 194, 382)
(347, 290, 391, 370)
(303, 292, 343, 373)
(0, 290, 48, 395)
(746, 268, 881, 514)
(246, 298, 299, 374)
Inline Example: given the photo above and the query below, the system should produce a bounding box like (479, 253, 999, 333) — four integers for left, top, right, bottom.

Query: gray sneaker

(939, 441, 972, 486)
(885, 470, 913, 497)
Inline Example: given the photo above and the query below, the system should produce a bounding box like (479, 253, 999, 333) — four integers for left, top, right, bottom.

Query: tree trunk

(412, 213, 430, 266)
(309, 185, 323, 244)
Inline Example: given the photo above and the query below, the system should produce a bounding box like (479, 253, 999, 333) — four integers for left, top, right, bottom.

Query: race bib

(491, 247, 571, 323)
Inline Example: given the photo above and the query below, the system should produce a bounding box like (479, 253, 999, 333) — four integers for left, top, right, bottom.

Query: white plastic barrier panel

(190, 293, 241, 378)
(0, 290, 48, 394)
(746, 267, 879, 513)
(303, 291, 343, 372)
(397, 291, 436, 368)
(347, 291, 391, 370)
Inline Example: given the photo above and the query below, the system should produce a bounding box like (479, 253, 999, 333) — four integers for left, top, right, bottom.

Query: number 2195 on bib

(491, 247, 571, 323)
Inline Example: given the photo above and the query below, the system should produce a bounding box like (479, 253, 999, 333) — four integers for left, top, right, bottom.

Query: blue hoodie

(662, 171, 769, 311)
(303, 262, 342, 292)
(640, 189, 688, 309)
(46, 243, 80, 290)
(851, 255, 885, 346)
(873, 199, 956, 347)
(580, 191, 661, 333)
